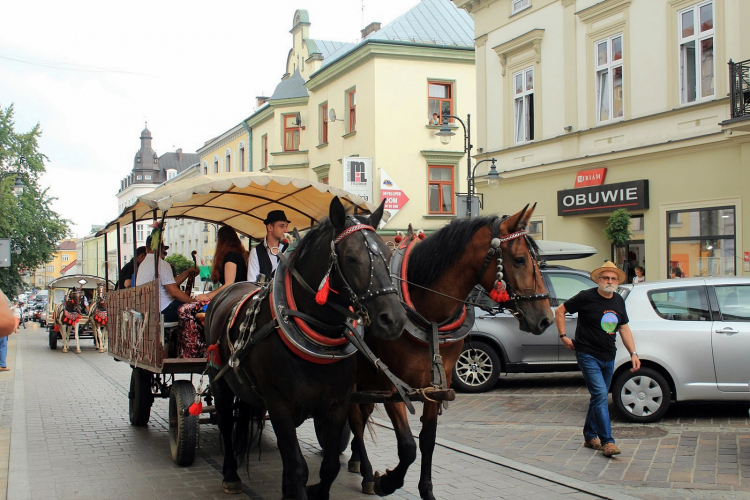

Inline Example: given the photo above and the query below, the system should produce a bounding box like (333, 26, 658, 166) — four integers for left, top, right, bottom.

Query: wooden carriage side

(108, 282, 206, 373)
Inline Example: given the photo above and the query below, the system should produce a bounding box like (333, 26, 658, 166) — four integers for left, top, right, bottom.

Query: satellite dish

(294, 112, 301, 126)
(328, 108, 337, 122)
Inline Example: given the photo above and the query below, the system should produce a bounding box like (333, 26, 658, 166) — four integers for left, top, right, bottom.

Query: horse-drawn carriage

(47, 275, 114, 352)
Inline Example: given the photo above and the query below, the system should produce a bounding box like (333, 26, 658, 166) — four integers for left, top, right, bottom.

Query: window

(46, 265, 54, 273)
(715, 285, 750, 321)
(239, 147, 245, 171)
(428, 166, 454, 214)
(214, 160, 219, 173)
(528, 220, 544, 240)
(203, 162, 208, 175)
(62, 254, 69, 262)
(321, 103, 328, 144)
(225, 152, 231, 172)
(428, 82, 453, 125)
(136, 224, 144, 242)
(595, 34, 624, 123)
(122, 227, 128, 244)
(679, 1, 714, 104)
(513, 68, 534, 143)
(283, 114, 300, 151)
(136, 175, 143, 180)
(347, 89, 356, 133)
(145, 174, 152, 180)
(648, 287, 711, 321)
(667, 207, 735, 277)
(262, 135, 268, 168)
(547, 273, 594, 306)
(511, 0, 530, 14)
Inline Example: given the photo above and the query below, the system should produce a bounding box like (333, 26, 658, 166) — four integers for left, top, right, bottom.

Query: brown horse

(348, 205, 553, 499)
(54, 288, 84, 353)
(89, 283, 108, 352)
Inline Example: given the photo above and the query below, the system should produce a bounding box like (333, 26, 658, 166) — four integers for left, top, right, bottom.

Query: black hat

(264, 210, 291, 225)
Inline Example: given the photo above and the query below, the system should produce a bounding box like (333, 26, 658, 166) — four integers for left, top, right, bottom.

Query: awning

(97, 173, 383, 239)
(47, 275, 115, 290)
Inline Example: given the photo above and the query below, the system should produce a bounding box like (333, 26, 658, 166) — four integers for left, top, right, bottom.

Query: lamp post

(0, 155, 28, 198)
(435, 115, 500, 218)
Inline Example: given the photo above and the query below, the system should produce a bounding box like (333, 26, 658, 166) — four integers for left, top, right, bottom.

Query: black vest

(257, 242, 288, 280)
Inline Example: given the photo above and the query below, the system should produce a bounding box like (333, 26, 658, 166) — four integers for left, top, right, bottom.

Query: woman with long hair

(178, 225, 249, 358)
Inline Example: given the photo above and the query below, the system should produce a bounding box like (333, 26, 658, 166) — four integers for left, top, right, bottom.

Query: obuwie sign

(557, 180, 649, 216)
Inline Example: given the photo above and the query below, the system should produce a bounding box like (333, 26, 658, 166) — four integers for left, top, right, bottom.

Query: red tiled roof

(58, 240, 77, 250)
(60, 260, 77, 273)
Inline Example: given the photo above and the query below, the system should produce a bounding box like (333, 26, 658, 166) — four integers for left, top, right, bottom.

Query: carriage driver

(135, 236, 198, 322)
(247, 210, 290, 282)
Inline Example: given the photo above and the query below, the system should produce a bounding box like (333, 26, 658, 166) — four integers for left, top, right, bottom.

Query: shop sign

(343, 157, 372, 202)
(574, 168, 607, 188)
(744, 251, 750, 272)
(557, 180, 649, 216)
(379, 169, 409, 226)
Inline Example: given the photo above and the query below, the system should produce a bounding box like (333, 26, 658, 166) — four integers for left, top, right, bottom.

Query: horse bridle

(477, 217, 549, 318)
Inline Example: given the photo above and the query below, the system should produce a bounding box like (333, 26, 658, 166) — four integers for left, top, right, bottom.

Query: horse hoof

(221, 480, 243, 494)
(62, 348, 68, 353)
(362, 481, 375, 495)
(373, 472, 386, 496)
(75, 349, 81, 354)
(348, 460, 361, 473)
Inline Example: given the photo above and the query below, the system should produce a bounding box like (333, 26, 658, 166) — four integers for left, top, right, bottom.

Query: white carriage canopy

(97, 173, 384, 240)
(47, 275, 115, 290)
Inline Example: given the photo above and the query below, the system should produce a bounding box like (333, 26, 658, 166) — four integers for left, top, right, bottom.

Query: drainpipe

(241, 120, 253, 172)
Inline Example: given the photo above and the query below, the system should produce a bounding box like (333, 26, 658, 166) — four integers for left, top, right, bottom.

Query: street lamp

(0, 155, 28, 197)
(435, 115, 500, 218)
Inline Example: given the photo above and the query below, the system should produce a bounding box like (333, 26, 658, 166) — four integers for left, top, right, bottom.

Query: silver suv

(453, 265, 594, 393)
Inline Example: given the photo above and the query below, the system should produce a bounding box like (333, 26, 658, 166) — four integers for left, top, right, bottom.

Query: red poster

(574, 168, 607, 188)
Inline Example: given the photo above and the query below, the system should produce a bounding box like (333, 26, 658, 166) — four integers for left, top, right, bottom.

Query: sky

(0, 0, 423, 238)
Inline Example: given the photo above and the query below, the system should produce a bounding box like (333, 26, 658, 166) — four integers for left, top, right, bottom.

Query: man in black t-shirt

(555, 261, 640, 458)
(116, 247, 147, 290)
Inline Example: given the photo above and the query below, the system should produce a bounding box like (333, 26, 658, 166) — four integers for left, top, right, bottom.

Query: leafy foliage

(0, 104, 69, 297)
(603, 209, 632, 247)
(165, 254, 195, 277)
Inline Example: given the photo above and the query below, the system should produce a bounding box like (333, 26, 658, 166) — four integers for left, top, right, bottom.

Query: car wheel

(612, 367, 671, 423)
(452, 340, 501, 393)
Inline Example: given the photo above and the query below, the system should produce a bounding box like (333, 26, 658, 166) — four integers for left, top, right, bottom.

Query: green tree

(165, 254, 195, 277)
(603, 209, 632, 247)
(0, 104, 69, 297)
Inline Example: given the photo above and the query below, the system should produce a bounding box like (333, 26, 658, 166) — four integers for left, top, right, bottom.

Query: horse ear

(329, 197, 347, 231)
(505, 204, 530, 231)
(368, 199, 386, 228)
(522, 203, 537, 226)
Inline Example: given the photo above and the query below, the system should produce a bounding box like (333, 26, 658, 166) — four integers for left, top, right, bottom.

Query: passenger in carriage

(135, 236, 198, 323)
(178, 225, 249, 358)
(247, 210, 290, 282)
(116, 246, 147, 289)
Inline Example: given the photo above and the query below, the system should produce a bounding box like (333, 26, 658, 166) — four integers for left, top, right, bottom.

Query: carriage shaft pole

(350, 388, 455, 405)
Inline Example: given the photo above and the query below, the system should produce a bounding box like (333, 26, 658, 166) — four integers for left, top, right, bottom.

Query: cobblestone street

(1, 322, 749, 499)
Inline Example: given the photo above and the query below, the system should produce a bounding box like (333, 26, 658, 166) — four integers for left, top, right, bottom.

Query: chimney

(256, 96, 270, 108)
(177, 148, 182, 161)
(361, 22, 381, 40)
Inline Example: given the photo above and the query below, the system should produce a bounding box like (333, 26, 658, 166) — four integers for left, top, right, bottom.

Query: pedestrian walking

(555, 261, 640, 457)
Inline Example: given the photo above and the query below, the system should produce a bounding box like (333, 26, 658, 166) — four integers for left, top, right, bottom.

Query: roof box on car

(535, 240, 597, 261)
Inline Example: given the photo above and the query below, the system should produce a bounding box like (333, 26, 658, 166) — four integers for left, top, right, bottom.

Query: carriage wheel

(48, 328, 57, 350)
(129, 368, 154, 426)
(314, 418, 351, 454)
(169, 380, 199, 466)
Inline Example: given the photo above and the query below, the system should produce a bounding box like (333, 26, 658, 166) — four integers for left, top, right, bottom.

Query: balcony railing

(729, 59, 750, 119)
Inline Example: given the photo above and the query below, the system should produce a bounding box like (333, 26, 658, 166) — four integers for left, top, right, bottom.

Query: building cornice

(269, 96, 309, 109)
(245, 105, 274, 129)
(492, 29, 545, 76)
(420, 150, 466, 163)
(576, 0, 631, 23)
(197, 125, 246, 156)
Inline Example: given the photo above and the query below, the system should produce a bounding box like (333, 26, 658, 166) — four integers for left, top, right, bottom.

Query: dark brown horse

(204, 198, 407, 499)
(54, 288, 84, 353)
(348, 205, 553, 499)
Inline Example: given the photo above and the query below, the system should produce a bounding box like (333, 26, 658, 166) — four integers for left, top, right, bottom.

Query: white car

(613, 276, 750, 423)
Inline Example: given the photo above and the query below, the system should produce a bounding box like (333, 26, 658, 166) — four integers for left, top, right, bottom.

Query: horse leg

(61, 324, 69, 353)
(211, 379, 243, 494)
(348, 403, 378, 494)
(374, 402, 417, 496)
(73, 322, 81, 353)
(268, 405, 308, 500)
(307, 403, 348, 500)
(103, 326, 108, 351)
(96, 324, 105, 352)
(417, 402, 440, 500)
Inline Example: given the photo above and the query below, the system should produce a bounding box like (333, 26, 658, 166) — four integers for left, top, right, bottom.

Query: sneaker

(602, 443, 621, 457)
(0, 367, 9, 372)
(583, 438, 602, 450)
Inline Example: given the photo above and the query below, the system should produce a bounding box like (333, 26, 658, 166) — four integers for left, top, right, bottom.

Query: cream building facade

(457, 0, 750, 280)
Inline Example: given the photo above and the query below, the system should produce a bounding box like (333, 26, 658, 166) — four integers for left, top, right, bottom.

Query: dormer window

(145, 174, 152, 180)
(137, 157, 141, 163)
(136, 175, 143, 180)
(154, 157, 158, 164)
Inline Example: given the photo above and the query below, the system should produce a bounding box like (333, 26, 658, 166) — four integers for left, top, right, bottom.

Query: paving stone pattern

(5, 326, 609, 500)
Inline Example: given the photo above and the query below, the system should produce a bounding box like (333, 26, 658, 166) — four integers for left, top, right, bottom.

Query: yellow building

(33, 239, 78, 286)
(456, 0, 750, 280)
(231, 0, 477, 233)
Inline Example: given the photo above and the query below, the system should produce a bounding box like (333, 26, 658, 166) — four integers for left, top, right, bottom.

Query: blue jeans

(576, 352, 615, 445)
(161, 300, 185, 323)
(0, 336, 7, 368)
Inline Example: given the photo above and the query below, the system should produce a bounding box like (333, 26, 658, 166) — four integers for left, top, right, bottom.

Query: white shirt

(247, 237, 281, 282)
(135, 254, 176, 312)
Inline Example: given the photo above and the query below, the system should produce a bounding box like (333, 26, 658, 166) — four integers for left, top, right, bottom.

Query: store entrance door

(613, 240, 645, 284)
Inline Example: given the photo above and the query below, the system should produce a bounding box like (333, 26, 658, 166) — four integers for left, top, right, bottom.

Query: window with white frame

(595, 34, 624, 123)
(62, 254, 69, 262)
(46, 265, 54, 273)
(239, 146, 245, 171)
(136, 224, 144, 242)
(511, 0, 530, 14)
(225, 151, 231, 172)
(513, 68, 534, 144)
(679, 1, 714, 104)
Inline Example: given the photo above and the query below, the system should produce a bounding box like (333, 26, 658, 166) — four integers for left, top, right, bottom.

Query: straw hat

(590, 261, 627, 283)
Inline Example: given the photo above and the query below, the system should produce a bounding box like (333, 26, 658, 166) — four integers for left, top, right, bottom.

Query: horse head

(479, 204, 553, 335)
(292, 197, 406, 341)
(96, 284, 107, 309)
(66, 289, 82, 313)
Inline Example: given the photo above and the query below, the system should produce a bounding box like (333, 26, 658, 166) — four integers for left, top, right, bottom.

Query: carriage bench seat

(163, 321, 179, 329)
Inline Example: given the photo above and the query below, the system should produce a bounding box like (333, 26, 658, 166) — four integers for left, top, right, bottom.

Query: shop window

(347, 89, 357, 134)
(320, 103, 328, 144)
(428, 166, 454, 214)
(428, 82, 453, 125)
(679, 1, 714, 104)
(511, 0, 530, 14)
(648, 287, 711, 321)
(595, 34, 624, 123)
(513, 68, 534, 143)
(667, 207, 735, 277)
(283, 114, 300, 151)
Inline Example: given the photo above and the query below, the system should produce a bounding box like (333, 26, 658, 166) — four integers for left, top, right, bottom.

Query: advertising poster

(342, 157, 372, 202)
(380, 169, 409, 226)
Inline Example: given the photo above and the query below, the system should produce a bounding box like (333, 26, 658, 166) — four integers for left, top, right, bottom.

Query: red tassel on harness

(489, 282, 510, 303)
(394, 235, 402, 243)
(315, 275, 331, 305)
(206, 344, 221, 370)
(188, 400, 203, 416)
(54, 324, 60, 332)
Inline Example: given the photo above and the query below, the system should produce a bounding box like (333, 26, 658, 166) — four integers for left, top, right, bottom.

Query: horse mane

(407, 215, 499, 288)
(289, 216, 335, 266)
